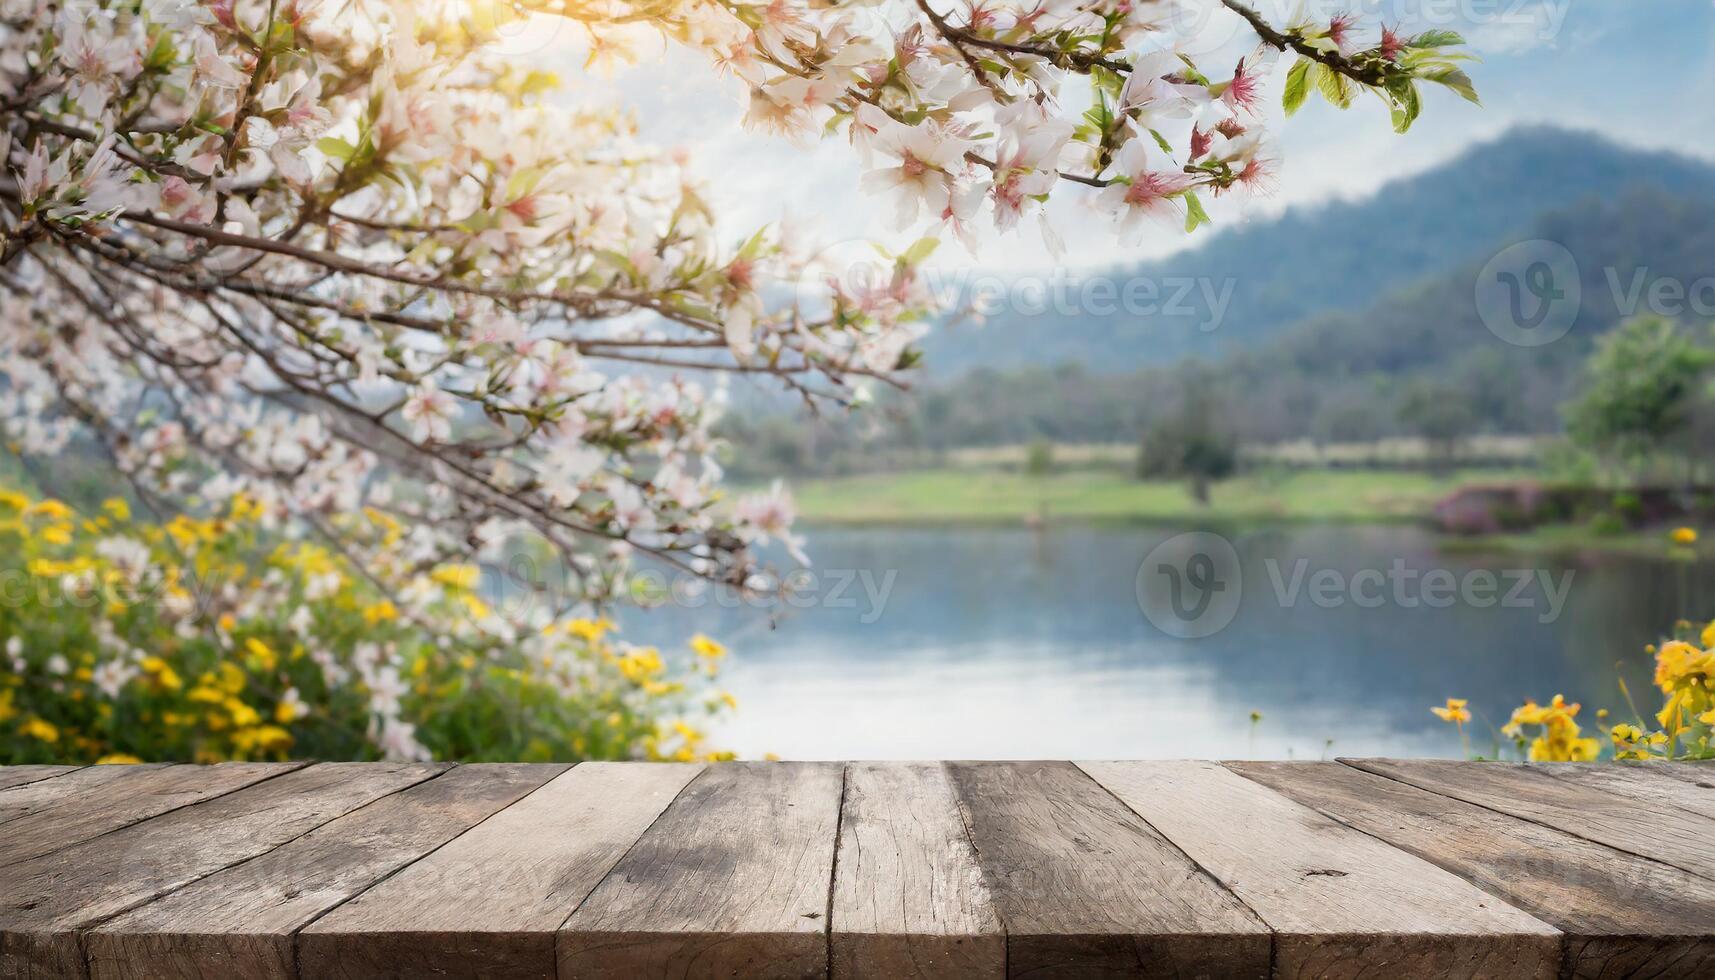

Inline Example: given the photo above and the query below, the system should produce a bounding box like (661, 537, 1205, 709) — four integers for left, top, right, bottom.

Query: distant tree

(1397, 381, 1477, 473)
(1564, 316, 1715, 483)
(1025, 440, 1055, 478)
(1137, 381, 1238, 505)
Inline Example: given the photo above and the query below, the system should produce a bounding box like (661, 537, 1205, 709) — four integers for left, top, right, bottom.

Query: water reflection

(622, 525, 1711, 760)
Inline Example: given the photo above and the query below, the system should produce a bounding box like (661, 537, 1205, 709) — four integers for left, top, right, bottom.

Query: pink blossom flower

(1096, 138, 1197, 244)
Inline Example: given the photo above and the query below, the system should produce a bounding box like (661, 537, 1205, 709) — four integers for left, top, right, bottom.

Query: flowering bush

(0, 487, 734, 764)
(1431, 526, 1714, 763)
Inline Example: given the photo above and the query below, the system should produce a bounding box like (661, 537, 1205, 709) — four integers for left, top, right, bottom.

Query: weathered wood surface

(7, 759, 1715, 979)
(1081, 760, 1560, 979)
(1347, 757, 1715, 880)
(558, 761, 842, 979)
(301, 761, 691, 978)
(950, 760, 1272, 978)
(0, 762, 439, 976)
(85, 763, 565, 980)
(0, 762, 297, 864)
(0, 764, 80, 792)
(831, 762, 1002, 979)
(1230, 761, 1715, 979)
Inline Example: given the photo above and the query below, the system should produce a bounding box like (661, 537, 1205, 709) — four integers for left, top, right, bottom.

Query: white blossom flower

(401, 383, 458, 443)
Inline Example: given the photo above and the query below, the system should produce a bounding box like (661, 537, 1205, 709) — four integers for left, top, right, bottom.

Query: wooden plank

(0, 765, 82, 791)
(0, 763, 172, 824)
(1347, 758, 1715, 881)
(947, 761, 1269, 979)
(0, 762, 299, 864)
(1080, 760, 1559, 978)
(0, 762, 156, 823)
(84, 764, 567, 980)
(831, 762, 1002, 979)
(1522, 762, 1715, 821)
(558, 761, 842, 980)
(0, 761, 444, 977)
(1233, 761, 1715, 978)
(301, 761, 702, 979)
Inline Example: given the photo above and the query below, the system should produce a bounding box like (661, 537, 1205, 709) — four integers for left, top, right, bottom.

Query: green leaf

(504, 166, 545, 201)
(1409, 29, 1466, 49)
(1423, 66, 1481, 104)
(1148, 128, 1174, 156)
(315, 137, 356, 162)
(1282, 59, 1312, 116)
(1183, 191, 1210, 233)
(1314, 63, 1354, 109)
(901, 237, 940, 265)
(1389, 80, 1422, 133)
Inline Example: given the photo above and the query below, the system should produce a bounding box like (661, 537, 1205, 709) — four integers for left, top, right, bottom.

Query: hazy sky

(556, 1, 1715, 272)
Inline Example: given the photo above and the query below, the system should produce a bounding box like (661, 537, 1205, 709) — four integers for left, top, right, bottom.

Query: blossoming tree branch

(0, 0, 1477, 610)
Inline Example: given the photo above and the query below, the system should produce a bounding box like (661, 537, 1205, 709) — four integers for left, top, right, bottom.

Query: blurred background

(615, 0, 1715, 758)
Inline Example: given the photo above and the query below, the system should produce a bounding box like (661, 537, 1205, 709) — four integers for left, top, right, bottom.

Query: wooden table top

(2, 759, 1713, 978)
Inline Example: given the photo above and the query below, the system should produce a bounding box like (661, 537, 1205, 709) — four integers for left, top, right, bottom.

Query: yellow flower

(244, 637, 277, 671)
(231, 724, 292, 754)
(102, 498, 131, 522)
(1671, 527, 1699, 546)
(27, 499, 73, 521)
(39, 524, 73, 546)
(567, 617, 615, 643)
(362, 600, 398, 625)
(1430, 698, 1471, 724)
(19, 716, 59, 743)
(1654, 641, 1715, 695)
(226, 698, 262, 728)
(187, 684, 226, 704)
(229, 494, 266, 523)
(1703, 621, 1715, 649)
(95, 753, 144, 764)
(218, 661, 246, 694)
(0, 489, 29, 512)
(430, 564, 480, 591)
(689, 634, 727, 660)
(0, 688, 16, 723)
(140, 656, 183, 691)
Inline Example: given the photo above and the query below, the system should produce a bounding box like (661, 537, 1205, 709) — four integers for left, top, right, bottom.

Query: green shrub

(0, 488, 732, 764)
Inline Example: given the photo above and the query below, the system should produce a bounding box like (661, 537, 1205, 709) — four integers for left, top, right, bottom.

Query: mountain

(918, 127, 1715, 374)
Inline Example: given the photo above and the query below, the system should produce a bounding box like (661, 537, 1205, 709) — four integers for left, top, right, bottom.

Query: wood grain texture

(948, 761, 1270, 979)
(1232, 761, 1715, 979)
(1347, 758, 1715, 881)
(0, 765, 81, 792)
(300, 761, 701, 979)
(0, 761, 442, 977)
(0, 762, 292, 864)
(831, 762, 1002, 979)
(0, 765, 165, 823)
(84, 764, 566, 980)
(1521, 762, 1715, 821)
(1080, 760, 1559, 979)
(559, 761, 843, 980)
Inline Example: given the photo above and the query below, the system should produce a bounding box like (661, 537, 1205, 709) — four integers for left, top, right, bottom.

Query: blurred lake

(623, 525, 1712, 760)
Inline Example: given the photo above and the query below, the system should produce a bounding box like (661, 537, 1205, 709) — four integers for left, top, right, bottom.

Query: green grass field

(777, 467, 1529, 526)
